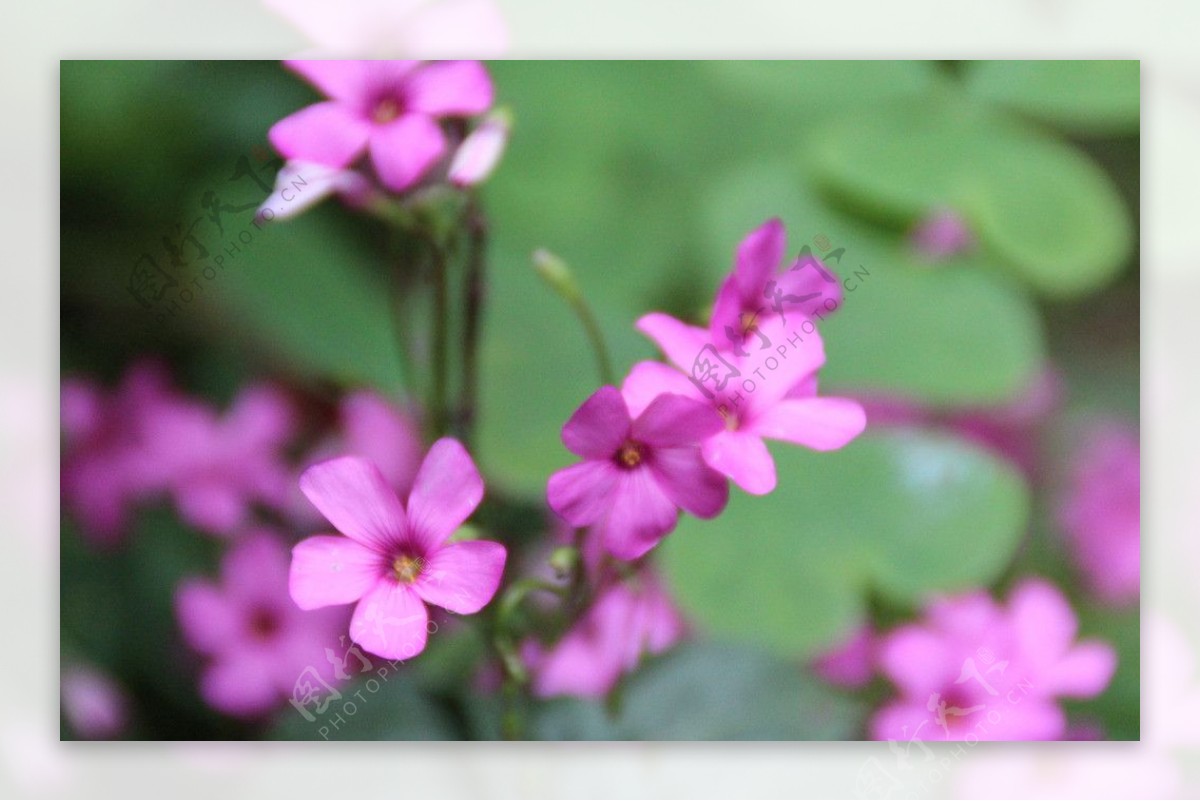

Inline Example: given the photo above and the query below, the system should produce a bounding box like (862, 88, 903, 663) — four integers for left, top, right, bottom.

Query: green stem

(429, 238, 450, 438)
(533, 249, 615, 386)
(458, 197, 487, 447)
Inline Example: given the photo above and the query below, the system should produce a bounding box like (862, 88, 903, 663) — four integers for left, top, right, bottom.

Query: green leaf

(964, 60, 1140, 136)
(660, 431, 1030, 658)
(811, 97, 1133, 296)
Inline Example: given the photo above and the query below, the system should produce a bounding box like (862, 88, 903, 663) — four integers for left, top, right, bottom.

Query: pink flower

(448, 108, 509, 187)
(632, 312, 866, 494)
(60, 664, 129, 739)
(175, 532, 346, 718)
(290, 440, 506, 660)
(1058, 421, 1140, 605)
(811, 626, 876, 689)
(871, 579, 1117, 742)
(270, 60, 493, 192)
(60, 361, 178, 545)
(258, 159, 372, 220)
(910, 208, 974, 260)
(710, 218, 842, 351)
(524, 571, 686, 698)
(140, 383, 297, 536)
(546, 385, 728, 561)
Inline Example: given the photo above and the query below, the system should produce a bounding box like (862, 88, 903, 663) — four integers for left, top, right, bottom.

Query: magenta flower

(710, 217, 842, 348)
(175, 532, 346, 718)
(60, 664, 129, 739)
(1058, 421, 1140, 605)
(524, 572, 686, 698)
(546, 385, 728, 561)
(290, 440, 506, 660)
(270, 60, 493, 192)
(140, 383, 297, 537)
(871, 579, 1117, 742)
(632, 312, 866, 494)
(811, 626, 876, 689)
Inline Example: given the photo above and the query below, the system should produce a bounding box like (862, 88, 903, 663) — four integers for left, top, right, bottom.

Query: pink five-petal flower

(710, 217, 843, 349)
(546, 385, 728, 561)
(524, 571, 687, 699)
(175, 531, 347, 718)
(870, 578, 1116, 742)
(269, 59, 493, 192)
(290, 441, 506, 660)
(632, 311, 866, 495)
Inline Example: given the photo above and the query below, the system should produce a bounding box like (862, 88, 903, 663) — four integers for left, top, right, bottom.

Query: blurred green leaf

(268, 671, 460, 740)
(661, 431, 1030, 658)
(964, 60, 1140, 136)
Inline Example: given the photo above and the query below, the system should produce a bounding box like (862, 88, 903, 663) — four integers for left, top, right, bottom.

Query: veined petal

(649, 445, 728, 519)
(547, 460, 619, 526)
(631, 392, 723, 448)
(405, 60, 493, 116)
(751, 396, 866, 451)
(299, 456, 407, 553)
(269, 101, 370, 167)
(635, 312, 713, 374)
(349, 581, 429, 660)
(406, 438, 484, 552)
(595, 469, 679, 560)
(561, 386, 630, 459)
(414, 540, 506, 614)
(368, 113, 446, 191)
(289, 535, 385, 610)
(621, 360, 700, 418)
(701, 430, 777, 495)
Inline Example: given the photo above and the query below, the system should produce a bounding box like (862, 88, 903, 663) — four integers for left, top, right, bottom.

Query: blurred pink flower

(270, 60, 493, 192)
(633, 312, 866, 494)
(60, 664, 129, 739)
(60, 361, 178, 545)
(909, 207, 975, 260)
(448, 108, 509, 187)
(871, 579, 1116, 741)
(290, 442, 505, 660)
(546, 385, 728, 561)
(140, 383, 297, 537)
(1058, 420, 1140, 605)
(710, 218, 842, 346)
(812, 625, 876, 689)
(525, 571, 687, 699)
(258, 159, 372, 220)
(175, 532, 346, 718)
(264, 0, 508, 58)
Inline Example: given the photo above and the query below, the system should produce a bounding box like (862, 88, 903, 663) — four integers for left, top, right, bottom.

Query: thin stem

(429, 238, 450, 438)
(533, 249, 616, 386)
(458, 197, 487, 447)
(573, 293, 615, 387)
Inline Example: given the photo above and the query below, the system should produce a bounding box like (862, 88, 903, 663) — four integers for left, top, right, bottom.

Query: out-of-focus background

(6, 0, 1197, 795)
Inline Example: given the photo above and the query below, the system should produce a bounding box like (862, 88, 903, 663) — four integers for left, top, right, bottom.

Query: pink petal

(869, 699, 943, 742)
(621, 360, 700, 418)
(368, 113, 446, 191)
(710, 218, 786, 336)
(701, 430, 777, 495)
(174, 482, 245, 535)
(635, 312, 713, 374)
(298, 456, 407, 554)
(750, 396, 866, 451)
(175, 579, 238, 655)
(448, 112, 508, 187)
(989, 700, 1067, 741)
(413, 540, 506, 614)
(1008, 579, 1077, 671)
(561, 386, 631, 459)
(631, 392, 724, 448)
(349, 580, 429, 660)
(648, 446, 728, 519)
(200, 653, 280, 717)
(340, 391, 423, 498)
(405, 438, 485, 551)
(877, 625, 957, 697)
(222, 533, 291, 602)
(284, 59, 371, 102)
(775, 258, 842, 309)
(224, 384, 295, 447)
(405, 60, 493, 116)
(741, 324, 826, 411)
(268, 101, 371, 167)
(595, 469, 679, 560)
(289, 535, 385, 610)
(547, 460, 620, 526)
(1046, 641, 1117, 698)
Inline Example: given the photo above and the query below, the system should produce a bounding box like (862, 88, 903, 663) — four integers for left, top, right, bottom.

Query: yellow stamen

(392, 554, 424, 583)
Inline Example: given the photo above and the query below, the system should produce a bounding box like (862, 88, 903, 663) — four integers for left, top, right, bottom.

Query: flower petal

(298, 456, 407, 553)
(405, 60, 493, 116)
(595, 469, 679, 560)
(1046, 641, 1117, 698)
(175, 579, 239, 655)
(284, 59, 372, 102)
(268, 101, 371, 167)
(635, 312, 713, 374)
(222, 533, 291, 603)
(368, 113, 446, 191)
(701, 430, 777, 495)
(547, 460, 620, 526)
(561, 386, 630, 459)
(741, 322, 826, 411)
(750, 396, 866, 451)
(349, 581, 429, 660)
(200, 653, 280, 718)
(413, 540, 507, 614)
(631, 391, 724, 449)
(709, 217, 786, 336)
(877, 625, 958, 698)
(1008, 578, 1077, 671)
(289, 535, 385, 610)
(649, 445, 728, 519)
(406, 438, 484, 551)
(621, 360, 699, 418)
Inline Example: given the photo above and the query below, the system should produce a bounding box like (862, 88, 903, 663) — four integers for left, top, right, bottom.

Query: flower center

(372, 97, 402, 124)
(248, 607, 280, 640)
(616, 440, 645, 469)
(738, 310, 760, 335)
(392, 554, 424, 583)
